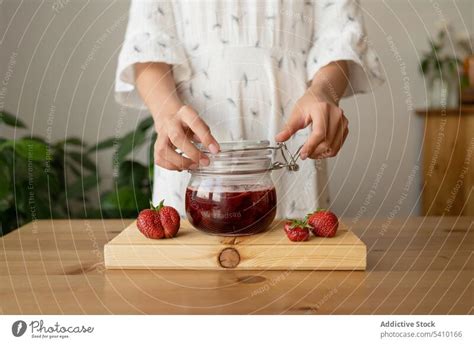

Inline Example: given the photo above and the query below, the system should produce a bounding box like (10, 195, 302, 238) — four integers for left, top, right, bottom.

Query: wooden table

(0, 217, 472, 314)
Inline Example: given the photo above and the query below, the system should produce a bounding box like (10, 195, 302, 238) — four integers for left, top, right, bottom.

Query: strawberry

(137, 209, 164, 239)
(137, 200, 180, 239)
(157, 202, 181, 238)
(306, 209, 339, 237)
(284, 219, 310, 242)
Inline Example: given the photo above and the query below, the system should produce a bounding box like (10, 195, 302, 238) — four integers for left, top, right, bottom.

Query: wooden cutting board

(104, 220, 366, 270)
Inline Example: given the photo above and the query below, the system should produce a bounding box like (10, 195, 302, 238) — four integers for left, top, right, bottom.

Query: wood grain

(104, 220, 366, 270)
(416, 107, 474, 216)
(0, 217, 472, 314)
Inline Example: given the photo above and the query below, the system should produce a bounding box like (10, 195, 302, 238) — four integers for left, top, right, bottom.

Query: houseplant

(419, 22, 464, 108)
(0, 110, 155, 236)
(91, 116, 155, 218)
(0, 111, 100, 235)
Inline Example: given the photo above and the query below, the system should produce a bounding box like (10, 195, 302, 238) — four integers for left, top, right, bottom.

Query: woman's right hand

(133, 62, 219, 171)
(154, 105, 220, 171)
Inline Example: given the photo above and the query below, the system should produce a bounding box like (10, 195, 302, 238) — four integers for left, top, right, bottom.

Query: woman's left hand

(275, 89, 349, 160)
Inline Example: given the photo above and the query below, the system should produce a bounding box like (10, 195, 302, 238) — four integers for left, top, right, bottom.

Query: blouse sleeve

(306, 0, 384, 97)
(115, 0, 191, 109)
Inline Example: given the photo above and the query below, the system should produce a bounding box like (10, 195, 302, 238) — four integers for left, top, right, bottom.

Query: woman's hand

(275, 61, 349, 160)
(154, 105, 220, 171)
(134, 62, 220, 171)
(275, 90, 348, 160)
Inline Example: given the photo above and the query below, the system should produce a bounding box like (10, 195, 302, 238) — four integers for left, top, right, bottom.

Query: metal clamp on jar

(185, 140, 302, 236)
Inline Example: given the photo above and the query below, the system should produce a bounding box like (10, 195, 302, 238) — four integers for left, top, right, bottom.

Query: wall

(1, 0, 472, 218)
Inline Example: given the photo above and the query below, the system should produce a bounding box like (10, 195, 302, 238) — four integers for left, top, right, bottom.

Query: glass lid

(193, 140, 273, 175)
(197, 140, 270, 153)
(188, 140, 302, 175)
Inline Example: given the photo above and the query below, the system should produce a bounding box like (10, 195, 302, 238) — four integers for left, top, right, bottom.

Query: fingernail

(199, 158, 210, 166)
(208, 143, 219, 154)
(300, 152, 308, 160)
(189, 164, 198, 170)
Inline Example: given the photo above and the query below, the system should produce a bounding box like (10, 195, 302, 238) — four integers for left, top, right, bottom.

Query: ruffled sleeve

(306, 0, 384, 97)
(115, 0, 191, 109)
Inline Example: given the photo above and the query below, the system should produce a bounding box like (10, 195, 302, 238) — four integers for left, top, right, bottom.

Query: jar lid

(194, 140, 273, 175)
(198, 140, 270, 153)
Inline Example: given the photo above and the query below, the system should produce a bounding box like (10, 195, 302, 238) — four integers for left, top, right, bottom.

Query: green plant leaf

(0, 139, 51, 161)
(64, 158, 82, 177)
(87, 137, 116, 152)
(65, 174, 100, 199)
(28, 135, 48, 143)
(461, 74, 470, 88)
(430, 40, 441, 52)
(0, 198, 10, 212)
(117, 130, 147, 162)
(0, 185, 10, 201)
(0, 111, 27, 128)
(101, 185, 148, 216)
(420, 59, 430, 75)
(45, 169, 62, 195)
(438, 29, 446, 41)
(0, 207, 21, 236)
(67, 151, 97, 172)
(0, 157, 11, 210)
(117, 160, 148, 188)
(148, 131, 157, 180)
(30, 194, 54, 219)
(56, 137, 85, 148)
(12, 185, 29, 218)
(447, 60, 456, 73)
(138, 116, 154, 131)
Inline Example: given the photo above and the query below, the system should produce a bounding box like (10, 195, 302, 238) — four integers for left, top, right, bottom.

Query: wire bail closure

(209, 142, 303, 173)
(269, 142, 302, 172)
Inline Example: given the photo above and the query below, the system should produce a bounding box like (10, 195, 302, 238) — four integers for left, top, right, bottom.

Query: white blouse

(115, 0, 383, 218)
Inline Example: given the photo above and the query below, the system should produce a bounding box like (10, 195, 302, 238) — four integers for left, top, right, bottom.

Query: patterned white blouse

(115, 0, 383, 218)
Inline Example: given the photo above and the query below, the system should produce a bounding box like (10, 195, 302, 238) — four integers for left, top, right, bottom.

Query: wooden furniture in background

(461, 87, 474, 104)
(104, 220, 366, 270)
(416, 107, 474, 216)
(0, 218, 471, 314)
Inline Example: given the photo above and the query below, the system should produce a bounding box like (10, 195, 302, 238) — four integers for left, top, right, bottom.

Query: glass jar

(185, 140, 280, 236)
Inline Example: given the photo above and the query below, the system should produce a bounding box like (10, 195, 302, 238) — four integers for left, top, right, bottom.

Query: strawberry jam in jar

(186, 140, 278, 236)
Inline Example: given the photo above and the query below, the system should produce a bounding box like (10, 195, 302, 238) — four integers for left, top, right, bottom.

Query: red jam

(185, 186, 277, 236)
